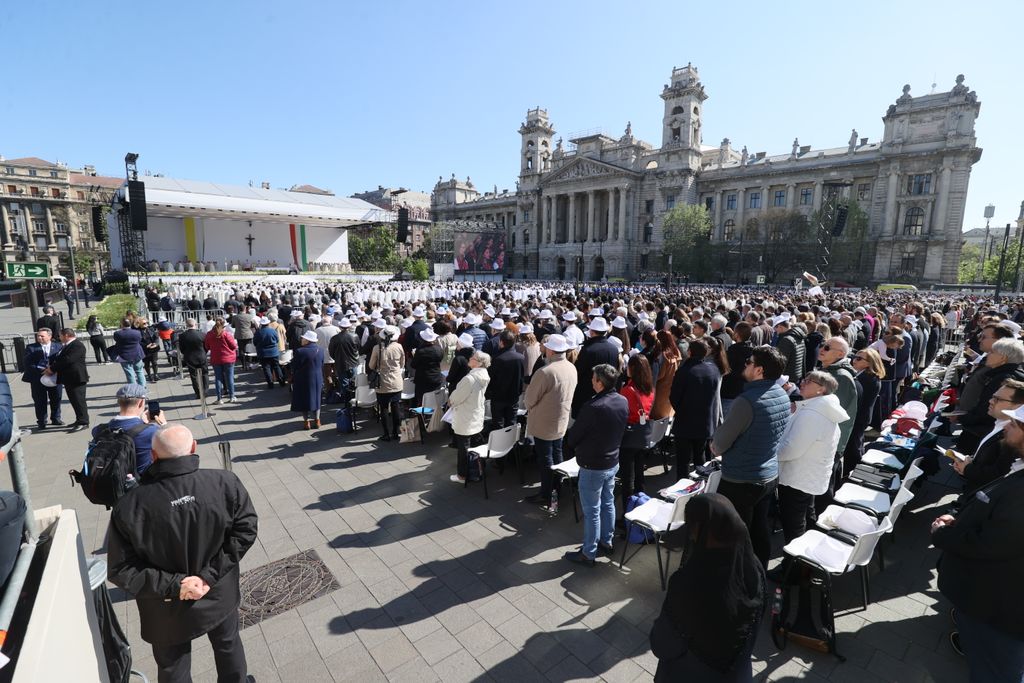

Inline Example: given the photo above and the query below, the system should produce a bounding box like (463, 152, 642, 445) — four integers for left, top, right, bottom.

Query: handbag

(621, 419, 651, 451)
(399, 417, 421, 443)
(366, 342, 384, 390)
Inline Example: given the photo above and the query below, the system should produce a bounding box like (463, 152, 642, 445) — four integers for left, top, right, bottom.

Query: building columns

(736, 188, 746, 235)
(587, 190, 596, 242)
(786, 183, 796, 211)
(0, 204, 12, 249)
(932, 164, 953, 237)
(44, 206, 57, 250)
(812, 181, 823, 212)
(883, 169, 899, 236)
(713, 190, 723, 239)
(618, 186, 628, 242)
(567, 193, 576, 244)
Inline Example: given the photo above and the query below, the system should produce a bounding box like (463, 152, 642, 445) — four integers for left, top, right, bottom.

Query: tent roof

(123, 176, 389, 226)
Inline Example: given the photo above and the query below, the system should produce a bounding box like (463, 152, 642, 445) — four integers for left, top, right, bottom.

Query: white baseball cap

(400, 318, 414, 329)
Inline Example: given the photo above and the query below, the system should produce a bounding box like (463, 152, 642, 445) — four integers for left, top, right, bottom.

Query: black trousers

(143, 354, 159, 380)
(30, 381, 62, 426)
(151, 610, 247, 683)
(814, 453, 844, 515)
(64, 383, 89, 426)
(777, 484, 814, 544)
(187, 364, 208, 399)
(717, 477, 778, 568)
(89, 336, 109, 363)
(377, 392, 402, 437)
(489, 400, 516, 429)
(674, 437, 708, 475)
(618, 447, 646, 515)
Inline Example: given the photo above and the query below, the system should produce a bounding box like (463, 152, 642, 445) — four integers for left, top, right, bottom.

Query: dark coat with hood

(775, 326, 807, 383)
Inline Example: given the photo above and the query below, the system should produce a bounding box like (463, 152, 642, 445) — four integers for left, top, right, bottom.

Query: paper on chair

(659, 478, 700, 501)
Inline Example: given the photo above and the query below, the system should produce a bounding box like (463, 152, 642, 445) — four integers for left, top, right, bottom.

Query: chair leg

(619, 533, 630, 569)
(877, 544, 885, 571)
(655, 537, 666, 591)
(860, 565, 870, 609)
(482, 461, 489, 499)
(572, 480, 580, 524)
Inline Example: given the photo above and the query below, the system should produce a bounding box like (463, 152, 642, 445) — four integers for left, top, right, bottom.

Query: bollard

(218, 442, 232, 472)
(194, 367, 210, 421)
(12, 335, 26, 373)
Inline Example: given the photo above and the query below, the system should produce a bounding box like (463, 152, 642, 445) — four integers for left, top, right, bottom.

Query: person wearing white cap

(932, 401, 1024, 678)
(291, 330, 325, 430)
(516, 323, 541, 381)
(285, 310, 311, 356)
(535, 310, 558, 342)
(314, 314, 341, 389)
(252, 316, 286, 389)
(368, 325, 406, 441)
(329, 318, 361, 401)
(523, 334, 579, 507)
(404, 308, 429, 357)
(571, 318, 619, 418)
(449, 350, 492, 485)
(446, 332, 477, 394)
(484, 317, 507, 355)
(561, 312, 585, 348)
(486, 329, 525, 429)
(461, 313, 487, 350)
(410, 328, 444, 407)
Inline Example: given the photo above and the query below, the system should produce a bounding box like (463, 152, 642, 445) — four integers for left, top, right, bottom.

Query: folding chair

(467, 424, 521, 499)
(351, 385, 378, 429)
(410, 387, 445, 444)
(643, 417, 672, 474)
(550, 457, 582, 521)
(401, 378, 416, 403)
(618, 487, 702, 590)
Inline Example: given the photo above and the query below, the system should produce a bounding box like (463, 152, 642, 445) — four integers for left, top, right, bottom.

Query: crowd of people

(26, 275, 1024, 681)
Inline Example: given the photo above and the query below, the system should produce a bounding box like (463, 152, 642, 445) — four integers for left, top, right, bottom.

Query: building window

(704, 197, 714, 212)
(723, 219, 735, 240)
(666, 194, 676, 210)
(31, 203, 43, 214)
(55, 222, 67, 234)
(523, 210, 529, 223)
(903, 207, 925, 235)
(671, 127, 681, 141)
(640, 252, 649, 269)
(726, 194, 737, 210)
(523, 229, 530, 245)
(30, 187, 40, 196)
(748, 192, 761, 209)
(32, 220, 46, 234)
(773, 190, 786, 207)
(745, 218, 759, 240)
(51, 188, 60, 198)
(643, 222, 653, 243)
(49, 170, 58, 178)
(906, 174, 932, 195)
(512, 214, 516, 226)
(644, 199, 655, 215)
(858, 183, 871, 201)
(511, 231, 516, 248)
(28, 169, 37, 177)
(800, 188, 813, 205)
(3, 167, 12, 175)
(35, 236, 46, 250)
(899, 251, 916, 274)
(6, 185, 15, 194)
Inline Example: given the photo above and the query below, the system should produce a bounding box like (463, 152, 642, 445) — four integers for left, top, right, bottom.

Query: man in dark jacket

(404, 307, 429, 357)
(955, 338, 1024, 454)
(933, 404, 1024, 681)
(571, 317, 620, 418)
(328, 319, 360, 400)
(485, 330, 524, 428)
(231, 306, 256, 370)
(202, 295, 218, 311)
(22, 327, 63, 430)
(49, 328, 90, 431)
(107, 424, 258, 682)
(563, 363, 628, 566)
(285, 311, 309, 352)
(177, 319, 209, 399)
(36, 306, 60, 334)
(773, 317, 807, 384)
(952, 379, 1024, 496)
(669, 339, 721, 474)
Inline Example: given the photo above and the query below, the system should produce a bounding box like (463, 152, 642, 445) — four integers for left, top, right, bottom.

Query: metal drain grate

(238, 549, 339, 629)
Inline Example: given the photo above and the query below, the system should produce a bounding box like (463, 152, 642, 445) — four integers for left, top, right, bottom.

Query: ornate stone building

(0, 156, 119, 277)
(431, 64, 982, 284)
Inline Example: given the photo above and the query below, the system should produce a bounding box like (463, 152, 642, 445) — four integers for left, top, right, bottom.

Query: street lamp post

(994, 223, 1012, 303)
(982, 204, 995, 281)
(67, 238, 81, 317)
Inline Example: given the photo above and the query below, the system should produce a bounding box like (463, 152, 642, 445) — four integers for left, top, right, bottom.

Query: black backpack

(69, 423, 147, 508)
(771, 561, 842, 659)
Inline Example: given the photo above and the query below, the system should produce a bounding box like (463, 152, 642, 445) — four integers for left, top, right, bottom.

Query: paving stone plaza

(0, 302, 971, 683)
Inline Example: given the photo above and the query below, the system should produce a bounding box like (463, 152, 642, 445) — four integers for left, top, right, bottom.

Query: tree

(349, 224, 398, 272)
(958, 244, 983, 283)
(662, 204, 713, 280)
(408, 258, 429, 281)
(758, 209, 812, 281)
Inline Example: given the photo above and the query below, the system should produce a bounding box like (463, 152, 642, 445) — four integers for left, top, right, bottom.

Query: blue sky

(5, 0, 1021, 232)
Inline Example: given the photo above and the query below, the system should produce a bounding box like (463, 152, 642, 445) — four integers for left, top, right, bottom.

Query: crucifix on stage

(245, 233, 255, 255)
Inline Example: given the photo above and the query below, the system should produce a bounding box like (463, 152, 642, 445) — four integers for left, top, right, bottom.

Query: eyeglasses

(990, 395, 1017, 405)
(800, 377, 823, 387)
(821, 344, 833, 351)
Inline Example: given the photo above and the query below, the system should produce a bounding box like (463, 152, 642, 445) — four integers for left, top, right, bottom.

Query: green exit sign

(6, 262, 51, 279)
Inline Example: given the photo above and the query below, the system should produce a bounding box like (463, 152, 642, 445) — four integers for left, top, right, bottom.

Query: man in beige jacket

(524, 334, 578, 507)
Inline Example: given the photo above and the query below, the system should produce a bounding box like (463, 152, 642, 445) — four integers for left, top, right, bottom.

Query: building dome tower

(519, 108, 554, 185)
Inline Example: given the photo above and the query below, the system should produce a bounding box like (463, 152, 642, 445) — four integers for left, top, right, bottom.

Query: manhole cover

(238, 549, 339, 628)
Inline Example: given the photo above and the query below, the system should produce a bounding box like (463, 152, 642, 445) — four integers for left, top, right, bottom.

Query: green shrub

(76, 294, 139, 330)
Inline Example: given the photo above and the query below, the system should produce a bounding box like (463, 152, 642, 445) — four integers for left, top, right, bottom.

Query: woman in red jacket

(618, 353, 656, 521)
(204, 317, 238, 403)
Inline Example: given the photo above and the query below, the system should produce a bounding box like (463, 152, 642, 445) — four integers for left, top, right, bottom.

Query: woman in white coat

(776, 370, 850, 544)
(449, 351, 491, 484)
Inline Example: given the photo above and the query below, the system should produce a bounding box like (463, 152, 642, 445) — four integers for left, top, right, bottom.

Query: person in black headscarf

(650, 493, 765, 682)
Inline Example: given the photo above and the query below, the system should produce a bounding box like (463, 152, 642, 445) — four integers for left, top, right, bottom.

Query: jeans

(121, 359, 146, 388)
(717, 477, 778, 568)
(213, 363, 235, 399)
(957, 609, 1024, 683)
(535, 437, 564, 502)
(152, 611, 248, 683)
(259, 358, 284, 387)
(778, 484, 814, 544)
(579, 464, 618, 560)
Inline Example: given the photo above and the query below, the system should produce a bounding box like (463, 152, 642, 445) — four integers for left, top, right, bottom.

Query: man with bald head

(107, 424, 258, 682)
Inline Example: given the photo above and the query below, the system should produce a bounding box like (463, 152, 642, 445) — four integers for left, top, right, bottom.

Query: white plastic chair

(351, 385, 378, 429)
(401, 378, 415, 402)
(834, 457, 922, 516)
(550, 457, 582, 521)
(467, 424, 520, 499)
(619, 487, 702, 589)
(644, 417, 672, 473)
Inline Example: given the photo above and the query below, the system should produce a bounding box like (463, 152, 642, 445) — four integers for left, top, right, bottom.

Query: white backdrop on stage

(112, 215, 349, 269)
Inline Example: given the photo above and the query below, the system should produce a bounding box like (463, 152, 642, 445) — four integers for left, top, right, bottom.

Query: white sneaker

(449, 474, 466, 484)
(227, 397, 236, 403)
(213, 398, 223, 405)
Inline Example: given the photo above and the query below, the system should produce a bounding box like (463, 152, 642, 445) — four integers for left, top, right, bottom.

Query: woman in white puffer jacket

(776, 370, 850, 543)
(449, 351, 491, 484)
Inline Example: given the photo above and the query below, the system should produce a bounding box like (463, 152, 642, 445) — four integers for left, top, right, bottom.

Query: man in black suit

(485, 330, 524, 429)
(36, 306, 60, 334)
(21, 328, 63, 430)
(49, 328, 90, 431)
(953, 378, 1024, 495)
(177, 318, 209, 399)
